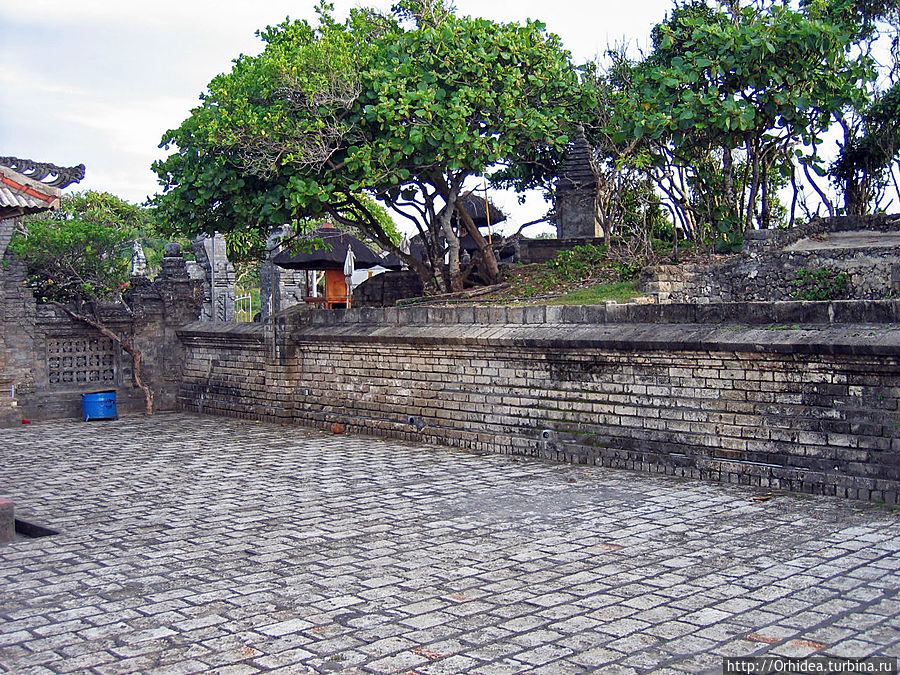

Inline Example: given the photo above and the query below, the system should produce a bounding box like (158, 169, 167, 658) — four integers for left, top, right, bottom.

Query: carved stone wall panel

(46, 337, 118, 388)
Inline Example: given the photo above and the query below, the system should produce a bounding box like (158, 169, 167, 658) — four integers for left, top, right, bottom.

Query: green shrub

(792, 267, 850, 301)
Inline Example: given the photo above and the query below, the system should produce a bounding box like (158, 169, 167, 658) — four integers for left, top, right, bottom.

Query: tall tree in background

(814, 0, 900, 214)
(153, 0, 592, 292)
(597, 0, 866, 248)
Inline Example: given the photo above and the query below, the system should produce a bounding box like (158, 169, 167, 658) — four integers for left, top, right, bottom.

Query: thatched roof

(455, 193, 506, 228)
(272, 225, 402, 271)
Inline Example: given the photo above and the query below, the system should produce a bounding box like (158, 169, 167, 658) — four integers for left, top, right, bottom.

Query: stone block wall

(515, 237, 607, 265)
(643, 215, 900, 303)
(177, 322, 296, 420)
(0, 252, 202, 424)
(178, 302, 900, 504)
(353, 270, 424, 307)
(0, 498, 13, 543)
(647, 250, 900, 303)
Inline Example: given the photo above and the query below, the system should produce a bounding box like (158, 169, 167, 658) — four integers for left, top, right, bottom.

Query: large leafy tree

(830, 82, 900, 213)
(813, 0, 900, 214)
(153, 0, 592, 292)
(8, 191, 157, 414)
(596, 0, 866, 245)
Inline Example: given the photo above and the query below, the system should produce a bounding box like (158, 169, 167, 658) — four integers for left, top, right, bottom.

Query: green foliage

(715, 233, 744, 254)
(597, 0, 868, 242)
(546, 245, 643, 283)
(550, 245, 610, 281)
(32, 190, 144, 230)
(629, 1, 865, 149)
(803, 0, 899, 41)
(830, 81, 900, 214)
(504, 244, 642, 297)
(791, 267, 851, 300)
(11, 192, 138, 303)
(546, 281, 642, 305)
(152, 3, 590, 291)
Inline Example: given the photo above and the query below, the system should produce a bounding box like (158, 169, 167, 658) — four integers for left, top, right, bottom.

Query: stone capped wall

(644, 215, 900, 303)
(178, 302, 900, 504)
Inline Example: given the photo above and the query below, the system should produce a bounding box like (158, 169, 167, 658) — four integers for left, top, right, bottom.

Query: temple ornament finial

(0, 157, 85, 189)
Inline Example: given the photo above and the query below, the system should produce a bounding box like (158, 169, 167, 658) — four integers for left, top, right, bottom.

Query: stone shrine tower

(554, 127, 601, 240)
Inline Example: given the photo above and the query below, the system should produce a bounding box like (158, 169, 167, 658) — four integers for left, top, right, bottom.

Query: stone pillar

(0, 498, 13, 543)
(0, 217, 16, 260)
(192, 233, 236, 322)
(131, 240, 148, 277)
(158, 242, 190, 281)
(260, 227, 307, 320)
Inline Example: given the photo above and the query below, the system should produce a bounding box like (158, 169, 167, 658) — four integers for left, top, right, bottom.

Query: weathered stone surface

(1, 414, 898, 673)
(0, 497, 13, 543)
(516, 236, 607, 264)
(353, 269, 424, 308)
(645, 215, 900, 303)
(555, 128, 602, 240)
(178, 310, 900, 504)
(192, 233, 236, 322)
(0, 253, 202, 425)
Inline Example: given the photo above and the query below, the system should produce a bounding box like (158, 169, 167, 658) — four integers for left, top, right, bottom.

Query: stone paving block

(418, 653, 483, 673)
(568, 646, 628, 667)
(824, 638, 884, 657)
(468, 659, 532, 674)
(0, 414, 898, 674)
(363, 649, 429, 673)
(257, 618, 314, 637)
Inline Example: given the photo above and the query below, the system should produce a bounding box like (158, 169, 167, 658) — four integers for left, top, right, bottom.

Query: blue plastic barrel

(82, 391, 117, 421)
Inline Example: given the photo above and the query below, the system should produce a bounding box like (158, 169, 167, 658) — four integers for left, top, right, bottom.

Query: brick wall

(178, 302, 900, 504)
(0, 256, 202, 424)
(353, 270, 424, 308)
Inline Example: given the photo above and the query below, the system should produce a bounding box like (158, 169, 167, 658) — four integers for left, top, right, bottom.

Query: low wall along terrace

(177, 302, 900, 504)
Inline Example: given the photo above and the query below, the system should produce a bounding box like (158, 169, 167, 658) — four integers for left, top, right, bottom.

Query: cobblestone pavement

(1, 414, 898, 675)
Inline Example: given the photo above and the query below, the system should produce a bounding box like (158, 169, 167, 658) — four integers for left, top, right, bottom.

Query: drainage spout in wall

(407, 415, 427, 432)
(540, 428, 559, 455)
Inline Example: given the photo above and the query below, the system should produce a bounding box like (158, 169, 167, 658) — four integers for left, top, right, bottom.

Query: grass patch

(545, 280, 642, 305)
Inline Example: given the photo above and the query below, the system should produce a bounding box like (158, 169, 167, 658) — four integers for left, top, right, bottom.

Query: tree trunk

(438, 206, 463, 293)
(329, 204, 441, 293)
(789, 165, 799, 228)
(844, 171, 871, 216)
(430, 174, 464, 292)
(722, 145, 736, 226)
(454, 203, 499, 286)
(51, 301, 154, 415)
(745, 139, 762, 232)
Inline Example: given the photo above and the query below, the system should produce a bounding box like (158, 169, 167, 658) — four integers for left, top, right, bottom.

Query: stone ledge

(275, 300, 900, 329)
(289, 322, 900, 357)
(177, 321, 267, 346)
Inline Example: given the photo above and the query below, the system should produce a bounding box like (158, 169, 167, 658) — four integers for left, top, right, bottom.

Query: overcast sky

(0, 0, 674, 232)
